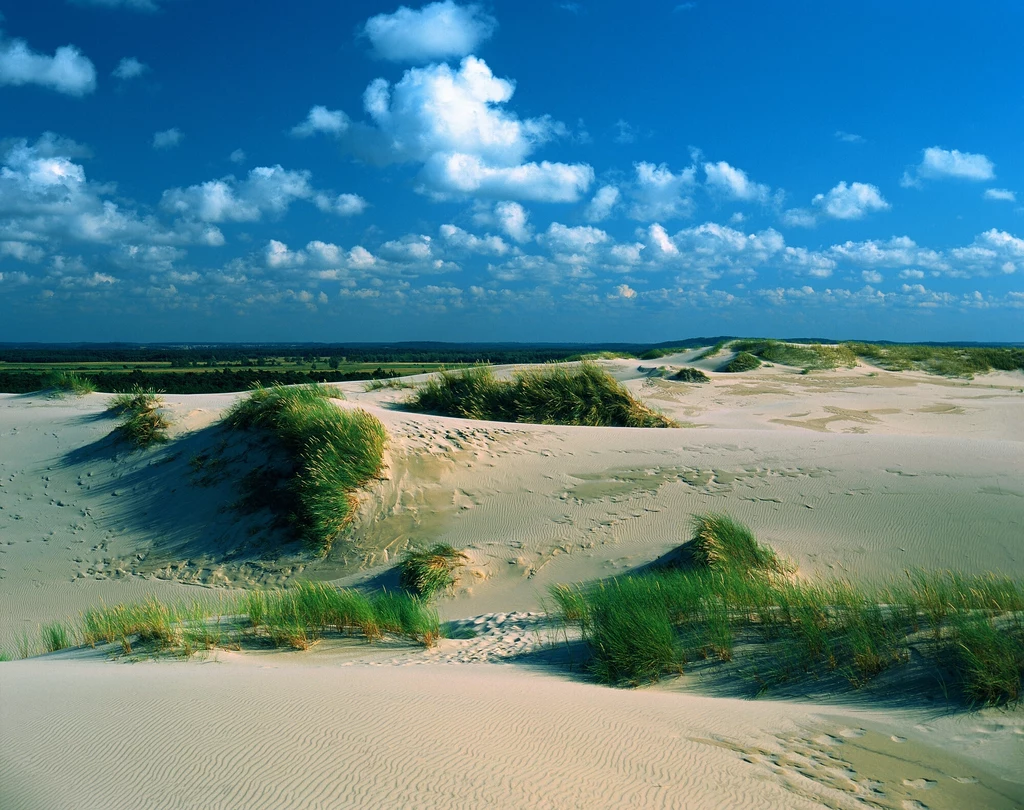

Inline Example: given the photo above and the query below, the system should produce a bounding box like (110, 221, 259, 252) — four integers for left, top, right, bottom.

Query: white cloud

(0, 31, 96, 95)
(152, 128, 183, 149)
(983, 188, 1016, 202)
(613, 119, 637, 144)
(440, 223, 508, 255)
(421, 153, 592, 202)
(161, 165, 318, 222)
(612, 283, 636, 299)
(494, 200, 531, 242)
(584, 184, 620, 222)
(0, 240, 46, 262)
(703, 160, 770, 202)
(314, 192, 368, 217)
(541, 223, 609, 256)
(811, 181, 889, 220)
(298, 56, 591, 203)
(899, 269, 924, 279)
(629, 162, 696, 221)
(834, 131, 864, 144)
(950, 229, 1024, 275)
(780, 208, 817, 228)
(646, 223, 678, 256)
(362, 1, 496, 63)
(862, 270, 883, 284)
(112, 56, 147, 80)
(783, 246, 835, 277)
(291, 105, 350, 138)
(229, 149, 246, 164)
(918, 146, 994, 181)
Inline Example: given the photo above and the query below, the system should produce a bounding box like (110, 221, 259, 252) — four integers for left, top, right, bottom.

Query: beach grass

(718, 351, 762, 373)
(553, 515, 1024, 703)
(844, 342, 1024, 378)
(399, 544, 469, 598)
(407, 362, 677, 428)
(672, 367, 710, 383)
(45, 370, 96, 396)
(107, 385, 172, 447)
(730, 339, 858, 371)
(40, 621, 74, 653)
(225, 383, 387, 553)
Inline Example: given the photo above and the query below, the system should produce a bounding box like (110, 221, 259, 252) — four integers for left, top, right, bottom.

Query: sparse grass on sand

(45, 370, 96, 396)
(672, 367, 710, 383)
(407, 362, 677, 428)
(845, 342, 1024, 378)
(718, 351, 762, 373)
(399, 544, 470, 598)
(225, 383, 387, 553)
(109, 386, 171, 448)
(364, 377, 415, 391)
(552, 514, 1024, 704)
(730, 339, 858, 371)
(7, 585, 441, 660)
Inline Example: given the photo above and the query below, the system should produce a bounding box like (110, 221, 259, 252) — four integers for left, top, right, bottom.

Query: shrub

(224, 384, 387, 553)
(408, 363, 677, 428)
(399, 544, 469, 598)
(719, 352, 761, 373)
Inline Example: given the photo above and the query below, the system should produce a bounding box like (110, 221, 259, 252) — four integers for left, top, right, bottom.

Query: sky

(0, 0, 1021, 344)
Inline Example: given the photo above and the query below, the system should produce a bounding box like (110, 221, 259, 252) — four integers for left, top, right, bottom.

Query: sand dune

(1, 360, 1022, 808)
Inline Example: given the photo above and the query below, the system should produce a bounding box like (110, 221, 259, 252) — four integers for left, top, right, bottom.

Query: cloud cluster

(902, 146, 995, 187)
(362, 1, 497, 63)
(0, 31, 96, 95)
(161, 165, 367, 223)
(295, 56, 593, 202)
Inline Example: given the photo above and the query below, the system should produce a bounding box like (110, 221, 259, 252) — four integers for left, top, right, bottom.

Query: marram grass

(553, 514, 1024, 704)
(108, 385, 171, 448)
(45, 370, 96, 396)
(225, 384, 387, 553)
(407, 362, 677, 428)
(399, 544, 469, 598)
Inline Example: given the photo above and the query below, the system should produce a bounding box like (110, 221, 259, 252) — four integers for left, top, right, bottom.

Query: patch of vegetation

(554, 516, 1024, 703)
(731, 339, 857, 371)
(70, 585, 439, 658)
(224, 384, 387, 553)
(845, 343, 1024, 378)
(719, 352, 762, 373)
(639, 347, 690, 360)
(40, 621, 73, 653)
(399, 544, 470, 598)
(110, 386, 172, 448)
(672, 367, 710, 383)
(564, 351, 637, 362)
(45, 370, 95, 396)
(407, 363, 677, 428)
(694, 341, 726, 360)
(364, 377, 415, 391)
(690, 513, 793, 575)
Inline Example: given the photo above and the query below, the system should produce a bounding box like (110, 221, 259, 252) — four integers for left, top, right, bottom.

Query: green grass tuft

(672, 367, 710, 383)
(225, 384, 387, 553)
(108, 385, 171, 448)
(730, 340, 858, 371)
(690, 514, 793, 575)
(107, 385, 163, 415)
(46, 370, 95, 396)
(408, 362, 677, 428)
(40, 621, 74, 653)
(719, 352, 762, 373)
(399, 544, 470, 598)
(845, 342, 1024, 378)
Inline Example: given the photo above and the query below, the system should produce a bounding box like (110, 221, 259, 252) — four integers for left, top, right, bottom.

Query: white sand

(1, 359, 1022, 808)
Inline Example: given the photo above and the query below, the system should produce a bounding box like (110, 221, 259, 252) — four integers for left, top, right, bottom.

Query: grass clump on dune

(408, 362, 677, 428)
(718, 352, 762, 373)
(845, 342, 1024, 378)
(731, 339, 857, 371)
(554, 514, 1024, 703)
(672, 367, 710, 383)
(109, 386, 171, 448)
(45, 370, 95, 396)
(399, 544, 469, 598)
(225, 383, 387, 553)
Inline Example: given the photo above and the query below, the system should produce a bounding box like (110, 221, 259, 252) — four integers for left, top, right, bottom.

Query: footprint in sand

(902, 778, 937, 790)
(891, 735, 906, 743)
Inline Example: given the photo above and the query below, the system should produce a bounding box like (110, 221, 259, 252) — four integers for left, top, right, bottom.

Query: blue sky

(0, 0, 1021, 343)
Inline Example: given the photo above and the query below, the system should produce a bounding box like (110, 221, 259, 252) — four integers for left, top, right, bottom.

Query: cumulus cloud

(903, 146, 995, 187)
(834, 130, 865, 143)
(612, 283, 636, 299)
(613, 119, 638, 144)
(629, 162, 696, 221)
(161, 165, 363, 223)
(362, 1, 497, 63)
(585, 184, 619, 222)
(295, 56, 592, 202)
(440, 223, 508, 255)
(112, 56, 147, 80)
(229, 149, 246, 164)
(0, 31, 96, 95)
(494, 200, 531, 242)
(540, 223, 609, 256)
(703, 160, 770, 202)
(811, 181, 889, 220)
(983, 188, 1016, 202)
(780, 208, 817, 228)
(291, 105, 350, 138)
